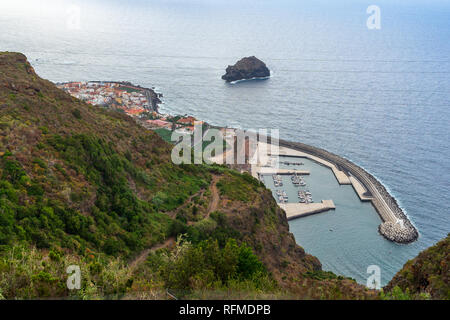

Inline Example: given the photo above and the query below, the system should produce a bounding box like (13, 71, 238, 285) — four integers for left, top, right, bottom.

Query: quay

(254, 167, 310, 176)
(269, 145, 351, 185)
(280, 200, 336, 220)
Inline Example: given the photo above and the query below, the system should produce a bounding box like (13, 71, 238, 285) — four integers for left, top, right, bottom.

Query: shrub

(159, 237, 270, 294)
(71, 109, 82, 119)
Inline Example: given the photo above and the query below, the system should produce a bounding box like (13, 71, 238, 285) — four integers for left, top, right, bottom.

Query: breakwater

(276, 138, 419, 244)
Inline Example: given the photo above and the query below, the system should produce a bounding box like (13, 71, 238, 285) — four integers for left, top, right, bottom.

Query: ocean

(1, 0, 449, 286)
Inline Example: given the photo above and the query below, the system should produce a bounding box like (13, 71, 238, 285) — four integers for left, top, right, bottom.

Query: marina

(251, 139, 418, 244)
(291, 173, 306, 187)
(261, 169, 335, 218)
(298, 190, 313, 204)
(276, 139, 419, 244)
(272, 174, 283, 187)
(211, 129, 417, 244)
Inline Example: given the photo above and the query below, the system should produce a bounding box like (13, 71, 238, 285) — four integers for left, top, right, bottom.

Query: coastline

(56, 80, 419, 244)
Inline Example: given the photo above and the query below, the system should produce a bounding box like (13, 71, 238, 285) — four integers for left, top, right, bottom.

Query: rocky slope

(221, 56, 270, 82)
(385, 234, 449, 299)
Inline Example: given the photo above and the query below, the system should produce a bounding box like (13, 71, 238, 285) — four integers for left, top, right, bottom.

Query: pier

(280, 200, 336, 220)
(254, 167, 310, 177)
(268, 146, 351, 185)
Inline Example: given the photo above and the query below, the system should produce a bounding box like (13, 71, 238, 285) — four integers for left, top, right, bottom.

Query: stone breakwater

(277, 138, 419, 244)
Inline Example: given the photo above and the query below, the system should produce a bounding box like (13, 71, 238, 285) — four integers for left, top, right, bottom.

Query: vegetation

(304, 270, 347, 281)
(153, 128, 173, 144)
(385, 234, 449, 299)
(216, 171, 262, 202)
(146, 236, 275, 298)
(0, 244, 135, 299)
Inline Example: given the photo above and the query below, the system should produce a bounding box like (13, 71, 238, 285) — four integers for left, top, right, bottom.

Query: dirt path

(130, 176, 221, 270)
(205, 175, 220, 219)
(166, 188, 206, 219)
(129, 237, 175, 271)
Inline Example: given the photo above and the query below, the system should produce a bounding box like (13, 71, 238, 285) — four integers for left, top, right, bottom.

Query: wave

(228, 74, 273, 85)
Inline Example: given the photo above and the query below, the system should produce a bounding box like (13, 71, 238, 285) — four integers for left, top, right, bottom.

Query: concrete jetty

(280, 200, 336, 220)
(253, 167, 310, 177)
(348, 176, 372, 201)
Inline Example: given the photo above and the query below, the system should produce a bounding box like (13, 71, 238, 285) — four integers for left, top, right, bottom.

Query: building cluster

(57, 82, 201, 133)
(57, 81, 150, 118)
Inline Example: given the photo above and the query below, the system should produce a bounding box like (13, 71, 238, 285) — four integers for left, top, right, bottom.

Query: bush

(72, 109, 82, 119)
(159, 238, 270, 294)
(168, 219, 187, 237)
(216, 172, 259, 202)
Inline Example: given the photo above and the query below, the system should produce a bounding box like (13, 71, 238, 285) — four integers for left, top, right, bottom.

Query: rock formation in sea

(221, 56, 270, 82)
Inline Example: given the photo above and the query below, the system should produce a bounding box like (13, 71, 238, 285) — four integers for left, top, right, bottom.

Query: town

(56, 81, 201, 135)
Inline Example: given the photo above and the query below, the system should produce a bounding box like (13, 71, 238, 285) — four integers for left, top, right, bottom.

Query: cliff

(221, 56, 270, 82)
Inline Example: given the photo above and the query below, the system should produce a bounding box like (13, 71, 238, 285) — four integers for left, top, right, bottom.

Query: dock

(349, 176, 372, 201)
(255, 167, 310, 176)
(277, 147, 351, 184)
(279, 200, 336, 220)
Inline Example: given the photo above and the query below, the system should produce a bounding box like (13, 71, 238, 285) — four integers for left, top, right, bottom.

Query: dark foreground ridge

(222, 56, 270, 82)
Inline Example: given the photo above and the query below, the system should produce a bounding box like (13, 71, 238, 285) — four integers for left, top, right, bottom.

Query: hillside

(384, 234, 449, 299)
(0, 52, 376, 300)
